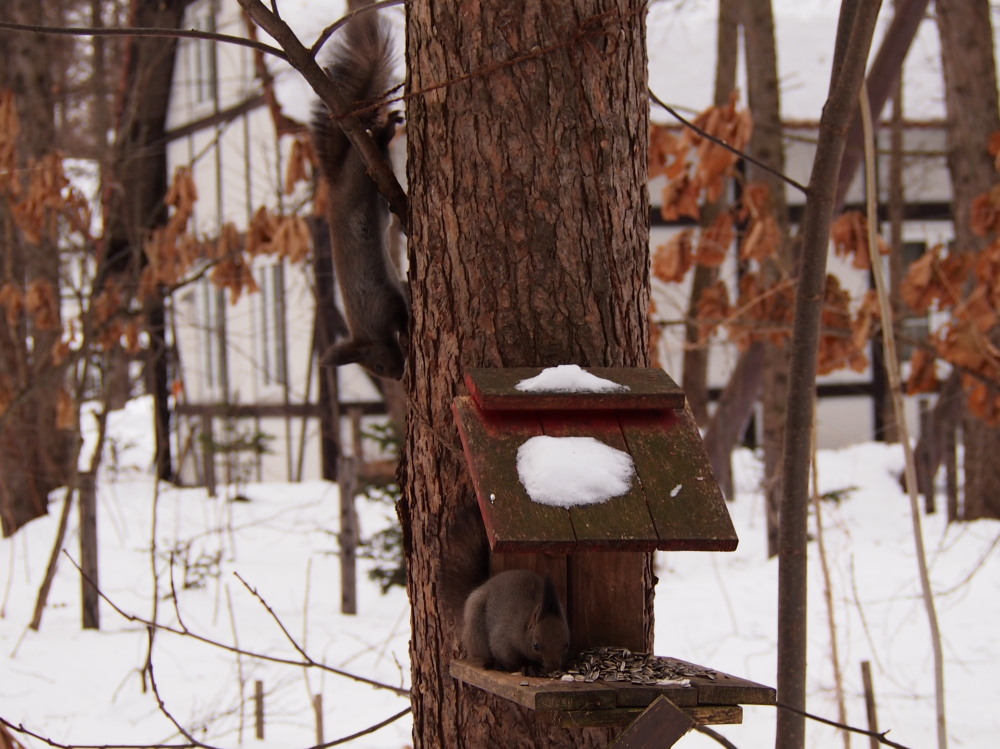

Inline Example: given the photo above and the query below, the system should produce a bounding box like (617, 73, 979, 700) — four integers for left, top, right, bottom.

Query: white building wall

(166, 0, 328, 485)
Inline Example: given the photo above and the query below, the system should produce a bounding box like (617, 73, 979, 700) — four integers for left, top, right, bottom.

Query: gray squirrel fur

(311, 13, 408, 380)
(440, 507, 571, 672)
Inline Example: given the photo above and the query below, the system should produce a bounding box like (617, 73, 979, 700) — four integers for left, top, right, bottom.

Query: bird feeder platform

(450, 656, 775, 728)
(452, 367, 738, 553)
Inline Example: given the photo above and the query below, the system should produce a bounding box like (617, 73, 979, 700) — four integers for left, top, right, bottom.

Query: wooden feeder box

(450, 367, 775, 729)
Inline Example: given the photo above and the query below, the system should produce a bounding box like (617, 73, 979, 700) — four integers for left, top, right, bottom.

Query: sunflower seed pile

(549, 647, 718, 686)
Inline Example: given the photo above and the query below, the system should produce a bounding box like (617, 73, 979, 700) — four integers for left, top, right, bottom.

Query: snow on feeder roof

(453, 367, 738, 553)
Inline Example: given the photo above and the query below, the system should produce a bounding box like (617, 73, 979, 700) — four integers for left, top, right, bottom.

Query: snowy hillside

(1, 397, 997, 747)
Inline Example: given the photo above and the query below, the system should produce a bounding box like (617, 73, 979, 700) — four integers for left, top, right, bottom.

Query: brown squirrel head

(325, 336, 406, 380)
(527, 576, 570, 671)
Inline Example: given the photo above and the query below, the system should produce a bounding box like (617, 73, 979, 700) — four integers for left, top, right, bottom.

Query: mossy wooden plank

(622, 409, 738, 551)
(569, 552, 648, 652)
(693, 675, 776, 706)
(555, 704, 742, 728)
(609, 696, 694, 747)
(609, 681, 698, 708)
(491, 551, 569, 614)
(453, 397, 577, 552)
(450, 659, 616, 711)
(466, 368, 686, 411)
(538, 411, 658, 549)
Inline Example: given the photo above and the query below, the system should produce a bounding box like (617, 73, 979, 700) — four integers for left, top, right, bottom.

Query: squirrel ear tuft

(325, 340, 366, 366)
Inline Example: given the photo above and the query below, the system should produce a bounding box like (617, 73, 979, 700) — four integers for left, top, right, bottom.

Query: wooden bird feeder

(453, 367, 738, 554)
(450, 367, 775, 730)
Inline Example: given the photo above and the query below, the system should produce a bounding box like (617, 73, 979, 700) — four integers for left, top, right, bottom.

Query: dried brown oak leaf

(653, 230, 694, 283)
(906, 348, 938, 395)
(695, 211, 733, 267)
(899, 247, 971, 313)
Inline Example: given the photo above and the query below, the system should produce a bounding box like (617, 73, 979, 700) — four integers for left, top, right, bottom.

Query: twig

(775, 702, 912, 749)
(236, 0, 409, 231)
(0, 714, 198, 749)
(810, 422, 850, 749)
(860, 80, 947, 749)
(649, 88, 810, 196)
(315, 707, 411, 748)
(63, 552, 410, 697)
(693, 724, 740, 748)
(231, 571, 410, 696)
(145, 629, 222, 749)
(0, 19, 287, 61)
(310, 0, 406, 58)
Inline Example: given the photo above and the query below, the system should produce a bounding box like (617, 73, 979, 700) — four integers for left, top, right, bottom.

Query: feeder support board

(453, 368, 738, 553)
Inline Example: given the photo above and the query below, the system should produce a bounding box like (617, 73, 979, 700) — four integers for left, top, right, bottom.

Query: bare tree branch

(145, 628, 221, 749)
(649, 88, 810, 196)
(776, 701, 913, 749)
(310, 0, 406, 58)
(0, 19, 287, 61)
(64, 552, 411, 697)
(236, 0, 409, 231)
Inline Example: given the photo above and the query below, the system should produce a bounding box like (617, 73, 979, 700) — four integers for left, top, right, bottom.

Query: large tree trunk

(0, 1, 71, 536)
(403, 2, 652, 746)
(936, 0, 1000, 521)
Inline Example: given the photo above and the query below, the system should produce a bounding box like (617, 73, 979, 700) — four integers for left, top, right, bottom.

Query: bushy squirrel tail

(311, 13, 397, 183)
(438, 504, 491, 617)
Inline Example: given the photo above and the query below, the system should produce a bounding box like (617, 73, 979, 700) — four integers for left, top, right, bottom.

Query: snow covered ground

(1, 397, 998, 747)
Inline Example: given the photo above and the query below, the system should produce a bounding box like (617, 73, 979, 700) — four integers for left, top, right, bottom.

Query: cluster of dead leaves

(649, 96, 882, 378)
(690, 272, 873, 373)
(650, 91, 752, 221)
(901, 143, 1000, 423)
(137, 166, 314, 306)
(650, 182, 784, 286)
(0, 278, 61, 334)
(830, 211, 890, 271)
(0, 91, 92, 246)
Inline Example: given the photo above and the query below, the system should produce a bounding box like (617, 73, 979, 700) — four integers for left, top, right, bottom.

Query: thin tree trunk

(743, 0, 794, 559)
(101, 0, 193, 483)
(775, 2, 882, 747)
(683, 0, 739, 426)
(703, 340, 765, 499)
(404, 2, 651, 746)
(936, 0, 1000, 521)
(0, 0, 71, 536)
(833, 0, 932, 212)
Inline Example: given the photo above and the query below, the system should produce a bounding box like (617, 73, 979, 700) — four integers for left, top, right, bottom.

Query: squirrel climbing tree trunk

(402, 1, 652, 746)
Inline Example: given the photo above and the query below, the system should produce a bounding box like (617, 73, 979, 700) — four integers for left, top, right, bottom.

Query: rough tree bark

(403, 1, 652, 746)
(936, 0, 1000, 521)
(0, 1, 72, 536)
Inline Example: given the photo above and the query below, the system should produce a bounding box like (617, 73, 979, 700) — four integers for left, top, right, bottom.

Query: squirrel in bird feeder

(441, 507, 571, 672)
(311, 12, 409, 380)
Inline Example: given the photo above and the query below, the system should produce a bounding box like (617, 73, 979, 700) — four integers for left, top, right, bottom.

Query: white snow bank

(516, 435, 635, 507)
(515, 364, 628, 393)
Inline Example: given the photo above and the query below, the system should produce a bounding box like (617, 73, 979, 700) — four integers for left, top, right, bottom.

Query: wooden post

(201, 413, 217, 497)
(254, 679, 264, 740)
(860, 661, 878, 749)
(944, 423, 959, 521)
(313, 693, 324, 745)
(918, 402, 935, 513)
(79, 471, 99, 630)
(337, 405, 363, 615)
